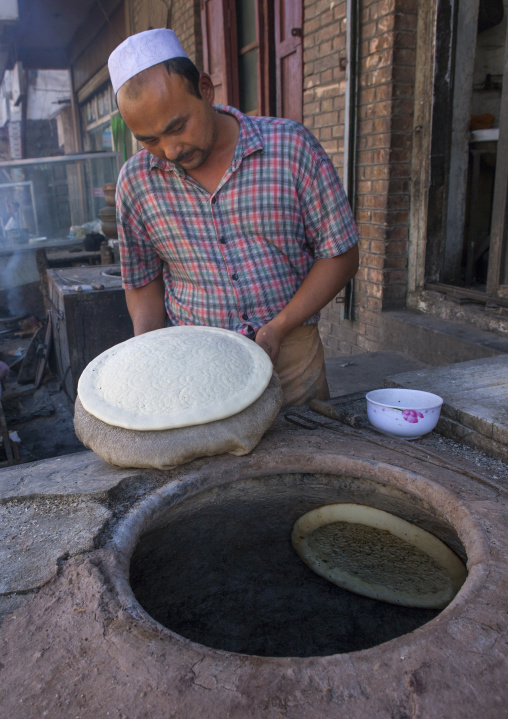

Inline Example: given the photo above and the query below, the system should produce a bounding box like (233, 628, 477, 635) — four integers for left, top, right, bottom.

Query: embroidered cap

(108, 28, 189, 94)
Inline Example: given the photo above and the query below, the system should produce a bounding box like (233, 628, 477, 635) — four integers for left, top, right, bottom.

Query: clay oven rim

(104, 450, 487, 657)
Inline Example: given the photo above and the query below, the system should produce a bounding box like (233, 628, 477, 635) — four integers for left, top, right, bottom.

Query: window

(236, 0, 260, 114)
(81, 84, 117, 153)
(427, 0, 508, 301)
(201, 0, 302, 121)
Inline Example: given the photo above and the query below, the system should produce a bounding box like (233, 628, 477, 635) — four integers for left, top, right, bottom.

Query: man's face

(118, 66, 217, 170)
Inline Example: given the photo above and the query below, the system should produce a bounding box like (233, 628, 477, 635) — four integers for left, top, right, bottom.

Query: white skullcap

(108, 29, 189, 94)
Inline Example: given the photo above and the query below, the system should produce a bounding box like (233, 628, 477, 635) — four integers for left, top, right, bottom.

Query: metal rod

(0, 152, 118, 168)
(342, 0, 358, 321)
(344, 0, 358, 209)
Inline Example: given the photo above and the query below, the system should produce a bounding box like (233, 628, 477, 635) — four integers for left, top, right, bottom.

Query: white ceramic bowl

(365, 388, 443, 439)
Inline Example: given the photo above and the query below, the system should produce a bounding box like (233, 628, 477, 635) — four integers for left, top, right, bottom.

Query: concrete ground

(325, 350, 429, 398)
(386, 354, 508, 461)
(324, 351, 508, 462)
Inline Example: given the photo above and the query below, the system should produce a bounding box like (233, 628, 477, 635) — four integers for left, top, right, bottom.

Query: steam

(0, 251, 29, 316)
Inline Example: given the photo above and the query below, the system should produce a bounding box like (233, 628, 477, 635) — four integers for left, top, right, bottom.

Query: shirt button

(231, 273, 239, 281)
(242, 313, 249, 320)
(212, 197, 217, 204)
(219, 237, 227, 244)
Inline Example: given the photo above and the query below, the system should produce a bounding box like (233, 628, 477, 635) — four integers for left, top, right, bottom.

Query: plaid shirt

(117, 105, 358, 336)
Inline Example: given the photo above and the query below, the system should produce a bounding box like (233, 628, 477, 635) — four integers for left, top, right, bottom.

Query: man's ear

(199, 73, 215, 104)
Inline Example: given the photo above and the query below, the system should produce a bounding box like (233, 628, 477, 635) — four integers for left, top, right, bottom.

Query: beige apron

(274, 324, 330, 407)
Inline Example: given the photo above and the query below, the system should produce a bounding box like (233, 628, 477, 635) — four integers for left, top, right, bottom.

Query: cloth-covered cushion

(74, 373, 283, 469)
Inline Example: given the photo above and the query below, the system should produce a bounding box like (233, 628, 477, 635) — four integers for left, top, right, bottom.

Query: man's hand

(255, 320, 287, 366)
(255, 246, 359, 362)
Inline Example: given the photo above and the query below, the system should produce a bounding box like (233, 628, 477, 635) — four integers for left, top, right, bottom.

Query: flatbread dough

(77, 326, 273, 430)
(292, 503, 467, 608)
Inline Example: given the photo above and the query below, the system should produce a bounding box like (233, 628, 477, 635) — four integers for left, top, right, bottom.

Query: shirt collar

(148, 104, 264, 174)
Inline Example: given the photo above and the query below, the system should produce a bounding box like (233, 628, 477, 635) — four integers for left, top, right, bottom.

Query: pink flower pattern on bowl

(401, 409, 424, 424)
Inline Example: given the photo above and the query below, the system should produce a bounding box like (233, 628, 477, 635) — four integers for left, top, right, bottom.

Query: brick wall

(128, 0, 202, 67)
(303, 0, 348, 172)
(304, 0, 418, 357)
(172, 0, 203, 68)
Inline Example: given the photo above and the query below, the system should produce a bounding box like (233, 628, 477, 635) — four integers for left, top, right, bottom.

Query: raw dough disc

(77, 326, 273, 430)
(291, 503, 467, 608)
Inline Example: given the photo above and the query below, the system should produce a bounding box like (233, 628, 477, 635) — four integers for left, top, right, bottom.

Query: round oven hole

(129, 473, 467, 658)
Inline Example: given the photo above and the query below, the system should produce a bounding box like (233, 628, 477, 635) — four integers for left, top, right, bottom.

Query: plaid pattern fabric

(117, 105, 358, 336)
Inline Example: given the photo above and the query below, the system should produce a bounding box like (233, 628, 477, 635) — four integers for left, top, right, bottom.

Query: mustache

(176, 149, 198, 163)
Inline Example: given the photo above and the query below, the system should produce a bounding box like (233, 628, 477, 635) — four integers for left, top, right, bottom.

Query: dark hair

(120, 57, 202, 101)
(163, 57, 201, 99)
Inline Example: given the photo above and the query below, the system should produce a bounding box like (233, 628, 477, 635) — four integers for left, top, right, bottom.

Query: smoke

(0, 251, 29, 316)
(6, 286, 26, 316)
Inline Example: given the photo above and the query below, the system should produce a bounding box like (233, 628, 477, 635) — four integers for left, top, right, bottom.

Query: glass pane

(0, 154, 118, 242)
(238, 49, 258, 115)
(87, 122, 113, 152)
(97, 87, 111, 118)
(236, 0, 257, 49)
(0, 182, 37, 241)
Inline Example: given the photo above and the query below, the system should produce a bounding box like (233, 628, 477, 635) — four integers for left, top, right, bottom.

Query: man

(108, 29, 359, 406)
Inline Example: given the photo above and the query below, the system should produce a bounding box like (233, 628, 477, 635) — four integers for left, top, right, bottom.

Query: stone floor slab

(386, 355, 508, 458)
(0, 450, 141, 502)
(0, 498, 110, 593)
(325, 351, 429, 398)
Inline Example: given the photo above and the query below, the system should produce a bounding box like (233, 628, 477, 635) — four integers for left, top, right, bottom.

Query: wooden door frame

(258, 0, 274, 116)
(229, 0, 271, 116)
(408, 0, 442, 294)
(487, 22, 508, 298)
(274, 0, 303, 122)
(443, 0, 480, 283)
(410, 0, 508, 303)
(200, 0, 234, 105)
(201, 0, 273, 116)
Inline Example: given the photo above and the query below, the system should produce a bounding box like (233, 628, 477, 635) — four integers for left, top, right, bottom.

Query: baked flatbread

(77, 326, 273, 430)
(292, 503, 467, 608)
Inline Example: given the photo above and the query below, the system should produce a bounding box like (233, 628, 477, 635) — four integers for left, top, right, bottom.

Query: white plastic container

(366, 388, 443, 439)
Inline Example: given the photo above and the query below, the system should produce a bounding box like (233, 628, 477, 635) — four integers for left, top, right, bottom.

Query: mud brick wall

(304, 0, 418, 356)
